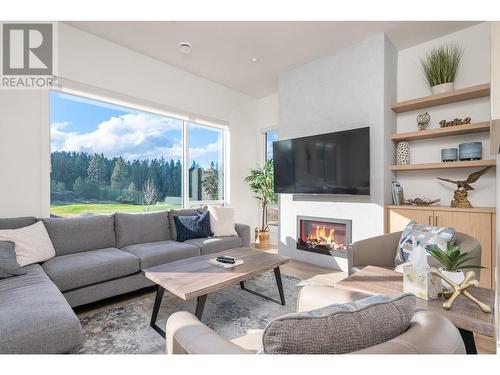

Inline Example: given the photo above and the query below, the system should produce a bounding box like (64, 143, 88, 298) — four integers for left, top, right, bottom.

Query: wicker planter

(255, 228, 270, 249)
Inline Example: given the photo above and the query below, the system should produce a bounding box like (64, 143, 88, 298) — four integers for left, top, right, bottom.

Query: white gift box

(403, 264, 441, 301)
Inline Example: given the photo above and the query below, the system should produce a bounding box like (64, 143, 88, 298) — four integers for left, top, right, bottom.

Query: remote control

(216, 256, 236, 264)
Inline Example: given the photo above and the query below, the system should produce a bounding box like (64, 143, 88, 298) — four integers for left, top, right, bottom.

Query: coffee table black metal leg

(459, 328, 478, 354)
(274, 267, 286, 305)
(239, 267, 286, 306)
(195, 295, 207, 320)
(150, 285, 166, 338)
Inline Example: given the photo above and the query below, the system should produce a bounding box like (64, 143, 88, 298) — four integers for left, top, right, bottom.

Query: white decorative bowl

(431, 82, 454, 95)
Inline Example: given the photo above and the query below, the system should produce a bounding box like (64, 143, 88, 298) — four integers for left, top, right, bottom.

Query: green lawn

(50, 202, 180, 217)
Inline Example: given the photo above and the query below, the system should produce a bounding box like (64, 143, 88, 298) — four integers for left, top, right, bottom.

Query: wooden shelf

(390, 121, 490, 142)
(385, 205, 496, 214)
(391, 83, 490, 113)
(390, 159, 496, 171)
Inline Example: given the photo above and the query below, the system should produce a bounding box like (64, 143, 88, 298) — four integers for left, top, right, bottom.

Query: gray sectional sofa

(0, 209, 251, 354)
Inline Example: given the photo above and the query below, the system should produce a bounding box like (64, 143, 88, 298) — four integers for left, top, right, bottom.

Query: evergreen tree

(111, 157, 129, 190)
(125, 182, 142, 204)
(202, 161, 219, 200)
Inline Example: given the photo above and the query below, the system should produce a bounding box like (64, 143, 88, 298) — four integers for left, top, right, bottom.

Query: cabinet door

(387, 208, 433, 233)
(434, 211, 492, 288)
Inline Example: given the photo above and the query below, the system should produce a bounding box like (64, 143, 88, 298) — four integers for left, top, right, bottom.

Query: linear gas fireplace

(296, 216, 352, 257)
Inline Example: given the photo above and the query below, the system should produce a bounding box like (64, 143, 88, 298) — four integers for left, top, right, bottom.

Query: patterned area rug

(74, 273, 303, 354)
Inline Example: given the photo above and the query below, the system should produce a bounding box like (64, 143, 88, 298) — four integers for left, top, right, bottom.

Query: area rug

(74, 273, 302, 354)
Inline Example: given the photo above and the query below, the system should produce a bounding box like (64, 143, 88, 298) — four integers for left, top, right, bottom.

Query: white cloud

(51, 113, 221, 164)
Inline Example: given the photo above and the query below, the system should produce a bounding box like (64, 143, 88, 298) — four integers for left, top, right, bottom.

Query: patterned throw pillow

(261, 293, 416, 354)
(0, 240, 26, 279)
(173, 211, 213, 242)
(395, 221, 456, 266)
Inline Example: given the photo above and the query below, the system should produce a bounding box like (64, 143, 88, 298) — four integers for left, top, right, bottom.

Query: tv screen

(273, 127, 370, 195)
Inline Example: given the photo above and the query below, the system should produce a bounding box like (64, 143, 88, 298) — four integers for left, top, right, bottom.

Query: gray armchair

(347, 231, 482, 276)
(165, 286, 465, 354)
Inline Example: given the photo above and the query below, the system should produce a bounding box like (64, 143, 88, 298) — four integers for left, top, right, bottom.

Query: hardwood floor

(76, 244, 496, 354)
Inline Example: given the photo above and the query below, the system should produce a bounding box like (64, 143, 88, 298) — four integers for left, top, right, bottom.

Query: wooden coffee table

(335, 265, 495, 354)
(144, 247, 290, 338)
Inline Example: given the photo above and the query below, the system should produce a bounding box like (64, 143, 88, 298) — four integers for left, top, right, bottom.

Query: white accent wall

(277, 34, 398, 271)
(396, 23, 495, 207)
(0, 23, 259, 229)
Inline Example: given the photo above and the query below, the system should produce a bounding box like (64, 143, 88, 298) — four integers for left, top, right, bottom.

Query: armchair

(166, 285, 465, 354)
(347, 231, 481, 276)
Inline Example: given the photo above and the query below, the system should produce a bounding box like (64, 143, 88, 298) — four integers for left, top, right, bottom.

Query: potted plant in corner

(420, 44, 463, 95)
(244, 160, 278, 249)
(428, 243, 484, 289)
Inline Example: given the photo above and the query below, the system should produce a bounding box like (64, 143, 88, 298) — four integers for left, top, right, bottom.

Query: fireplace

(296, 216, 352, 257)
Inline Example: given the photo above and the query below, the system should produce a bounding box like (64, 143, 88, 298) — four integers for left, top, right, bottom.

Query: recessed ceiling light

(251, 57, 259, 63)
(179, 42, 192, 54)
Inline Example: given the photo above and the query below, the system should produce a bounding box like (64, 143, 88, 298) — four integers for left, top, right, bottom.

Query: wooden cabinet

(385, 205, 496, 288)
(434, 211, 492, 287)
(387, 208, 433, 231)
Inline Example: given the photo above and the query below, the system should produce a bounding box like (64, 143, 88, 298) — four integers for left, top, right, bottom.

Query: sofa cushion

(174, 211, 212, 242)
(168, 208, 206, 240)
(121, 240, 200, 269)
(262, 293, 416, 354)
(0, 216, 38, 230)
(0, 264, 83, 353)
(208, 206, 238, 237)
(0, 221, 56, 266)
(115, 211, 171, 248)
(42, 215, 116, 256)
(0, 241, 26, 278)
(42, 248, 140, 292)
(184, 236, 242, 255)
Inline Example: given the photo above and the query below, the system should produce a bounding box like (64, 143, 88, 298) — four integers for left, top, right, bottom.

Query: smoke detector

(178, 42, 192, 54)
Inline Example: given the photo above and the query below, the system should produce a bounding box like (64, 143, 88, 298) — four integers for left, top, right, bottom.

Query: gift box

(403, 263, 441, 300)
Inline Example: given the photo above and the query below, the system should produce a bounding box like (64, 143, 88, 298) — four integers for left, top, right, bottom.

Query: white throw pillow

(208, 206, 238, 237)
(0, 221, 56, 266)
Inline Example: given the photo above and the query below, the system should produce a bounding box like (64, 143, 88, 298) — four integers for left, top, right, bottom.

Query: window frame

(49, 88, 227, 213)
(261, 128, 279, 227)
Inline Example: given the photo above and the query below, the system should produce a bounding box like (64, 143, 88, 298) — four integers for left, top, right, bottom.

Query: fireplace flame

(308, 225, 335, 244)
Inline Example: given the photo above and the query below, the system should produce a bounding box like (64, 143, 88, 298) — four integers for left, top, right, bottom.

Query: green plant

(420, 44, 463, 87)
(428, 243, 484, 272)
(244, 160, 278, 232)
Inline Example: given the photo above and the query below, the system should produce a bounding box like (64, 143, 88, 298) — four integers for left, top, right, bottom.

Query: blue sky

(266, 130, 278, 160)
(50, 92, 222, 168)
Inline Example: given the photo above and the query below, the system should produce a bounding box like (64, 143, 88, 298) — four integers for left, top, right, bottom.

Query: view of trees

(50, 151, 221, 205)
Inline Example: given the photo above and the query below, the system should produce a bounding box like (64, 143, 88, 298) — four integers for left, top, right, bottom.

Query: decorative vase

(416, 112, 431, 131)
(441, 148, 458, 162)
(439, 268, 465, 290)
(396, 142, 410, 165)
(255, 228, 270, 249)
(431, 82, 454, 95)
(458, 142, 482, 161)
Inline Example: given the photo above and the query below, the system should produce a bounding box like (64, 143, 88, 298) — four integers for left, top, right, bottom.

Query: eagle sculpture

(437, 166, 491, 191)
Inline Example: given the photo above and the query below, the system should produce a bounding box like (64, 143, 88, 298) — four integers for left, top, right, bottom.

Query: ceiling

(67, 21, 480, 98)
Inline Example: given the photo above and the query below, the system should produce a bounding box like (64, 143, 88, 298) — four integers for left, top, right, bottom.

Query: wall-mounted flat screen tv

(273, 127, 370, 195)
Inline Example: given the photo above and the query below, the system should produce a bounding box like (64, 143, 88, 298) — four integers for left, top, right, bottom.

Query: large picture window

(50, 91, 225, 217)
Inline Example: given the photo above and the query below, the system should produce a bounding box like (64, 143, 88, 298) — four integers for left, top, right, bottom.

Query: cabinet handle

(434, 216, 438, 226)
(428, 215, 432, 225)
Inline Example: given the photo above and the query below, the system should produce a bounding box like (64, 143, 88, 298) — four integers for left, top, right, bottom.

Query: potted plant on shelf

(244, 160, 278, 249)
(428, 243, 484, 289)
(420, 44, 463, 95)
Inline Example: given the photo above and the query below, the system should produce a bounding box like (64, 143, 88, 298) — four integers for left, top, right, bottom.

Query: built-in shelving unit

(391, 83, 490, 113)
(390, 121, 490, 142)
(390, 159, 496, 171)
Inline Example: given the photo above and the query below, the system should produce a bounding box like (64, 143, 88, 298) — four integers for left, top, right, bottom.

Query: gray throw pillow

(262, 293, 416, 354)
(0, 240, 26, 278)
